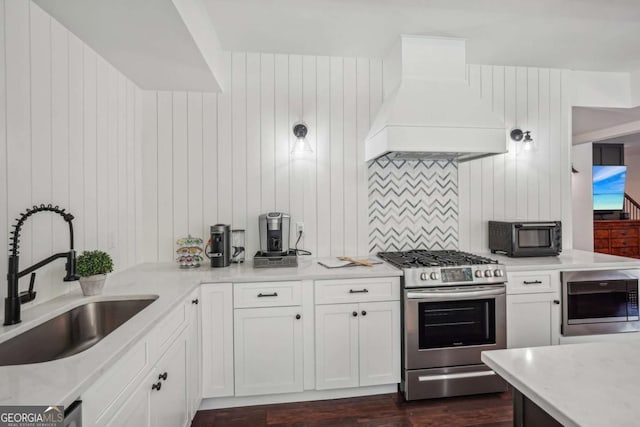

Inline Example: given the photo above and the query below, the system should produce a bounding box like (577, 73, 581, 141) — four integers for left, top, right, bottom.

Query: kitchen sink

(0, 296, 158, 366)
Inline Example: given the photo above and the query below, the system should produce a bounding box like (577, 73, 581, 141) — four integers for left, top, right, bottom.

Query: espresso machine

(207, 224, 231, 267)
(254, 212, 297, 267)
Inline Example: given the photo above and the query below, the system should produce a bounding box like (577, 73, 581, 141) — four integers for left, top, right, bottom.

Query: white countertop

(0, 257, 400, 407)
(482, 340, 640, 427)
(481, 249, 640, 272)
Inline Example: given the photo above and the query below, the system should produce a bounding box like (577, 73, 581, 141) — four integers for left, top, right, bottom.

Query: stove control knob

(430, 272, 440, 280)
(474, 270, 483, 278)
(494, 269, 504, 278)
(420, 272, 428, 281)
(484, 270, 493, 278)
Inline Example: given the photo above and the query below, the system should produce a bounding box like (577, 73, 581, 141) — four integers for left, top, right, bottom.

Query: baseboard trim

(199, 384, 399, 410)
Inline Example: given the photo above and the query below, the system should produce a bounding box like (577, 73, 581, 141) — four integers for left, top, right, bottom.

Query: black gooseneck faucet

(4, 204, 79, 326)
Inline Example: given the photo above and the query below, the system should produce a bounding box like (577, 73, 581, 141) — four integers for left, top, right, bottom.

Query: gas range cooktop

(377, 250, 506, 288)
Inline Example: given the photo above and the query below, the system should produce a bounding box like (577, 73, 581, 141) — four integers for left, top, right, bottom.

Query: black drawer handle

(523, 280, 543, 285)
(352, 311, 358, 317)
(296, 314, 301, 320)
(553, 300, 560, 305)
(361, 310, 367, 316)
(349, 289, 369, 294)
(258, 292, 278, 297)
(152, 382, 162, 391)
(192, 299, 199, 305)
(158, 372, 168, 381)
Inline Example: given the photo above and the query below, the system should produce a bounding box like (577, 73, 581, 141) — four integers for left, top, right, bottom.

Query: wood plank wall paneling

(0, 1, 142, 312)
(143, 55, 385, 261)
(142, 57, 571, 260)
(458, 64, 569, 253)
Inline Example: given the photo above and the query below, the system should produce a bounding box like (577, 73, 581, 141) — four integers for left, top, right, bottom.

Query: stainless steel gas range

(378, 250, 508, 401)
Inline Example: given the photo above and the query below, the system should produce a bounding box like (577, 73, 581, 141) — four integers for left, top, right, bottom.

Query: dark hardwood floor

(192, 390, 513, 427)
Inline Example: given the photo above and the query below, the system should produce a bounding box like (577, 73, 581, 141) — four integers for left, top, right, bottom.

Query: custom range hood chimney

(365, 36, 507, 162)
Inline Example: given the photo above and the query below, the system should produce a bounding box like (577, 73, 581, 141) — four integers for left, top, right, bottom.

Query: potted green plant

(77, 250, 114, 296)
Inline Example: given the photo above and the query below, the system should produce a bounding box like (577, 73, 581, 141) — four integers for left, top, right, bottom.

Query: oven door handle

(406, 287, 505, 300)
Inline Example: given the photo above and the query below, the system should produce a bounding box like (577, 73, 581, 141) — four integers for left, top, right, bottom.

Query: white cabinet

(314, 282, 401, 391)
(186, 289, 202, 419)
(104, 325, 189, 427)
(315, 304, 360, 389)
(506, 271, 561, 349)
(507, 293, 560, 348)
(201, 283, 234, 398)
(150, 332, 189, 427)
(233, 306, 304, 396)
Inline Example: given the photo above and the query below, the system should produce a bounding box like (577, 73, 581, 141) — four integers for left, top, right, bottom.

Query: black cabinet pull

(296, 314, 301, 320)
(258, 292, 278, 297)
(553, 300, 560, 305)
(192, 299, 199, 305)
(158, 372, 168, 381)
(523, 280, 542, 285)
(361, 310, 367, 316)
(349, 289, 369, 294)
(352, 311, 358, 317)
(151, 382, 162, 391)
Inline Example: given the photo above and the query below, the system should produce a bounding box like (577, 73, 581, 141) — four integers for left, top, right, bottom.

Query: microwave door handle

(406, 287, 505, 300)
(517, 223, 558, 228)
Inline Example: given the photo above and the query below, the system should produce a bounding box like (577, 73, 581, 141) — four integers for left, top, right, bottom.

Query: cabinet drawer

(234, 281, 302, 308)
(507, 272, 555, 294)
(594, 239, 610, 250)
(611, 247, 639, 257)
(147, 302, 187, 361)
(315, 277, 400, 304)
(593, 229, 609, 239)
(611, 228, 639, 239)
(610, 237, 638, 248)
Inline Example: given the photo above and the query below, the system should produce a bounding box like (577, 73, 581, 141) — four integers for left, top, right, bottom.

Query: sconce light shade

(291, 122, 314, 159)
(510, 128, 533, 151)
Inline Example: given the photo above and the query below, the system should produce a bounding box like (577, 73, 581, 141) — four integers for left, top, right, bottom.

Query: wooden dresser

(593, 220, 640, 258)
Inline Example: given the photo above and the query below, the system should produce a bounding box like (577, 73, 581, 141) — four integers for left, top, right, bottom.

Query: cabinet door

(358, 301, 401, 387)
(234, 306, 304, 396)
(105, 374, 151, 427)
(507, 293, 560, 348)
(315, 304, 359, 390)
(186, 289, 202, 419)
(151, 334, 189, 427)
(201, 283, 234, 398)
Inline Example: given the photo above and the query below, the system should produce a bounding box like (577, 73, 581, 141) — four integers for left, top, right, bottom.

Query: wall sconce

(291, 122, 314, 159)
(510, 128, 533, 151)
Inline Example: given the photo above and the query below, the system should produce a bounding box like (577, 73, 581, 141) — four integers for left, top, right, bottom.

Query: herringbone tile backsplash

(368, 158, 458, 253)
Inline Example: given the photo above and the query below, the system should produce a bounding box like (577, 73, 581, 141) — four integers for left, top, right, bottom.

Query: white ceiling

(35, 0, 219, 91)
(205, 0, 640, 71)
(573, 106, 640, 136)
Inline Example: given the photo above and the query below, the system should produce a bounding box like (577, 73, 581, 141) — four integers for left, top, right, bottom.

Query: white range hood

(365, 36, 507, 162)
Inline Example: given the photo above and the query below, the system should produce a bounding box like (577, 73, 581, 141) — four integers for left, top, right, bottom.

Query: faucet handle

(19, 273, 37, 304)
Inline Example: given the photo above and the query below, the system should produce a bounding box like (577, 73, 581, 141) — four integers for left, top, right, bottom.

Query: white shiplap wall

(458, 65, 572, 252)
(0, 1, 142, 311)
(142, 53, 383, 261)
(142, 58, 571, 260)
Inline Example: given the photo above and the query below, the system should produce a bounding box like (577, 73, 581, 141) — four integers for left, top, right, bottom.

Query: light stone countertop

(0, 257, 400, 408)
(480, 249, 640, 272)
(482, 340, 640, 427)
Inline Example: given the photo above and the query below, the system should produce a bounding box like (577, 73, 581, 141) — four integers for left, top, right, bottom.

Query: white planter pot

(79, 274, 107, 296)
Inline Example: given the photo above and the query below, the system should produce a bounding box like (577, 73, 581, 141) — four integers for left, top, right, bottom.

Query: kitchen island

(482, 340, 640, 427)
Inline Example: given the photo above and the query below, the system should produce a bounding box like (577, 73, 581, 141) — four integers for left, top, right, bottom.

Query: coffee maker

(259, 212, 290, 255)
(208, 224, 231, 267)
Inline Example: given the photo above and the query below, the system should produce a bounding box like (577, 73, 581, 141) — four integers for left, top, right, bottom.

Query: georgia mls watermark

(0, 406, 64, 427)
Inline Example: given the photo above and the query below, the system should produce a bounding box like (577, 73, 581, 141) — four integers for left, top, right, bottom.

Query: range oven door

(404, 285, 506, 370)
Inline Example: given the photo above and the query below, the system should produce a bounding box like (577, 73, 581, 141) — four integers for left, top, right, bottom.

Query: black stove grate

(377, 249, 498, 269)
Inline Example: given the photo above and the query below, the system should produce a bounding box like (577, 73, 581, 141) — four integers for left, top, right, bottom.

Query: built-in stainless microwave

(562, 270, 640, 336)
(488, 221, 562, 257)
